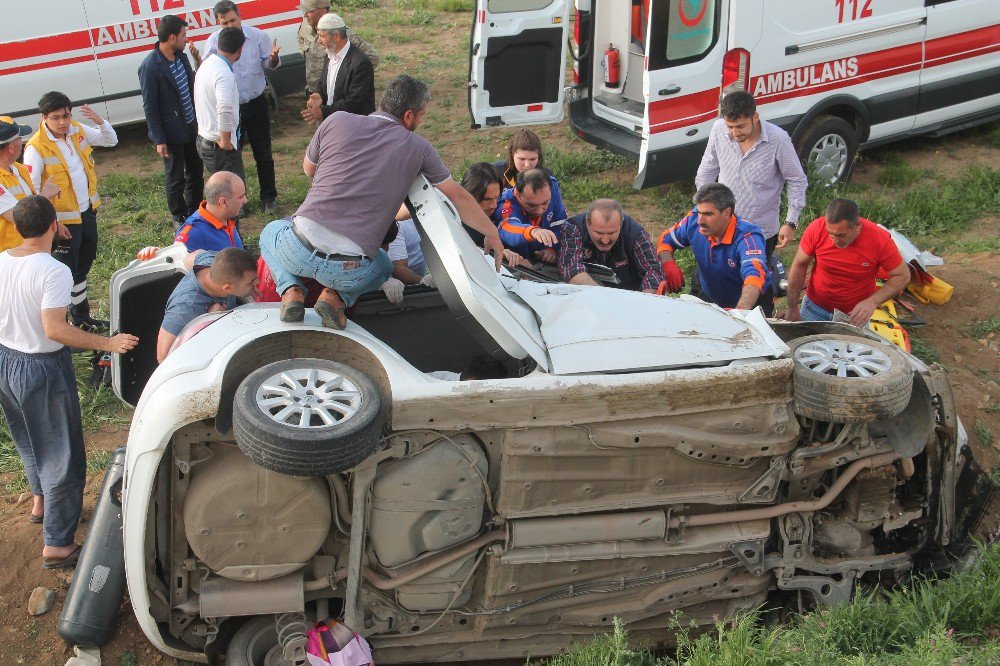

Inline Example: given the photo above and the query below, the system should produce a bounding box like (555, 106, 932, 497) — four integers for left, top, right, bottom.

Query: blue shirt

(174, 203, 244, 252)
(168, 58, 195, 123)
(161, 251, 237, 336)
(657, 210, 771, 309)
(493, 175, 568, 254)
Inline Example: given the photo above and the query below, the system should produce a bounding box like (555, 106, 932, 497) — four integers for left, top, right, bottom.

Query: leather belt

(290, 222, 364, 262)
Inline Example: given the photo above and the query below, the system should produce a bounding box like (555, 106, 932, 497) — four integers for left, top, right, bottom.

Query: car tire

(233, 358, 384, 476)
(789, 334, 913, 424)
(224, 616, 280, 666)
(795, 115, 859, 185)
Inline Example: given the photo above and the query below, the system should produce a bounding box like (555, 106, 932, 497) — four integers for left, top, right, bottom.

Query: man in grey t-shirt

(259, 74, 504, 330)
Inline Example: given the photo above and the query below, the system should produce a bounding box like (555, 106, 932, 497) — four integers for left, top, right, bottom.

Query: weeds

(975, 419, 994, 448)
(970, 317, 1000, 339)
(878, 162, 922, 188)
(908, 336, 938, 364)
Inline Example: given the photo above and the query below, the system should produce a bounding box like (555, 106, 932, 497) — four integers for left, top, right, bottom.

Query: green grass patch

(878, 162, 922, 188)
(908, 336, 938, 364)
(975, 419, 994, 448)
(970, 317, 1000, 339)
(538, 543, 1000, 665)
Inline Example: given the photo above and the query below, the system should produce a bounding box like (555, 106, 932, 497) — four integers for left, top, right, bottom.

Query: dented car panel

(109, 178, 992, 664)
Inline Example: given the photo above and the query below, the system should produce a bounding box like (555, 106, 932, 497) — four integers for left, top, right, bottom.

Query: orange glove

(660, 260, 684, 293)
(136, 246, 160, 261)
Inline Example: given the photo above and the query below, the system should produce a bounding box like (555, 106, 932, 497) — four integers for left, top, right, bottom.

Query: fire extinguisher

(603, 44, 620, 89)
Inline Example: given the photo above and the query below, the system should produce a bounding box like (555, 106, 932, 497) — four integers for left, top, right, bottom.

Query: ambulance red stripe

(648, 23, 999, 135)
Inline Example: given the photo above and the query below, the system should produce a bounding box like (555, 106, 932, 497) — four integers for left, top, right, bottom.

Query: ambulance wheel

(789, 334, 913, 423)
(796, 115, 858, 185)
(233, 358, 384, 476)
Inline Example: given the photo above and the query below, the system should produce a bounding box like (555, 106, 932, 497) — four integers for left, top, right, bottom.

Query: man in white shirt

(23, 92, 118, 329)
(198, 1, 281, 213)
(194, 26, 246, 184)
(0, 195, 137, 568)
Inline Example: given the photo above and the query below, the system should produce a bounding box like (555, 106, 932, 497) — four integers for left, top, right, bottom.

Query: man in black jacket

(138, 15, 204, 230)
(300, 13, 375, 122)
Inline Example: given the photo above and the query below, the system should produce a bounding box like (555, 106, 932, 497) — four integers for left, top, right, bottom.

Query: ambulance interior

(587, 0, 720, 133)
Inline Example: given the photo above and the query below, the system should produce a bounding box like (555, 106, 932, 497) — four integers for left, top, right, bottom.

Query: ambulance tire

(233, 358, 384, 476)
(789, 334, 913, 424)
(796, 115, 858, 186)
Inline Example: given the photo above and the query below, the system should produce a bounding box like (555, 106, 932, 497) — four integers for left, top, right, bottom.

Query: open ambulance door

(468, 0, 571, 128)
(635, 0, 731, 188)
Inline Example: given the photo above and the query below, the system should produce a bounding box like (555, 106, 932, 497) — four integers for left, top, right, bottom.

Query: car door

(110, 247, 187, 406)
(468, 0, 571, 128)
(635, 0, 729, 188)
(918, 0, 1000, 129)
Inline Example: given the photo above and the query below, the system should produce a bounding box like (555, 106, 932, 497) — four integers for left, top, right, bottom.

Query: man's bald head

(204, 171, 247, 220)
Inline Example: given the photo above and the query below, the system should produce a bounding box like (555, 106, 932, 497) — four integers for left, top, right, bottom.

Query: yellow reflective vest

(25, 120, 101, 225)
(0, 162, 36, 252)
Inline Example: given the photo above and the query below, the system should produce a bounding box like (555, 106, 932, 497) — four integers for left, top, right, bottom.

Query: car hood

(408, 178, 787, 376)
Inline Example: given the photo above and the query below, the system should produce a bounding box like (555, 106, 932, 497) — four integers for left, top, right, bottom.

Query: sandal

(29, 513, 43, 524)
(42, 543, 82, 570)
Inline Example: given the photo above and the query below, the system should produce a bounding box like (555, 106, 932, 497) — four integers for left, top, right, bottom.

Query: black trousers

(239, 93, 277, 203)
(163, 121, 204, 224)
(52, 206, 98, 285)
(197, 136, 245, 184)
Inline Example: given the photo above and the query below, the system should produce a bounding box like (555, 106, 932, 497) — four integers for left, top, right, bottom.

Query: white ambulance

(469, 0, 1000, 186)
(1, 0, 304, 130)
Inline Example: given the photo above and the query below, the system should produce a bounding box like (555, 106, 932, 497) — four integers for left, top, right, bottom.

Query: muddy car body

(110, 178, 989, 664)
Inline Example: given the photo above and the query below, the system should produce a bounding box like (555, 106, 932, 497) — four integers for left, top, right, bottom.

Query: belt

(290, 222, 364, 262)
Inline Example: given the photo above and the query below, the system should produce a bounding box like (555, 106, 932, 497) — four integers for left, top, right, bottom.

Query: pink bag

(305, 621, 374, 666)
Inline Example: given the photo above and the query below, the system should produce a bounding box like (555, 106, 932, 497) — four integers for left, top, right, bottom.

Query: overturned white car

(105, 178, 992, 664)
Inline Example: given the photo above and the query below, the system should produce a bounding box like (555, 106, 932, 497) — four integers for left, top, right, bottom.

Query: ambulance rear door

(468, 0, 571, 128)
(635, 0, 730, 188)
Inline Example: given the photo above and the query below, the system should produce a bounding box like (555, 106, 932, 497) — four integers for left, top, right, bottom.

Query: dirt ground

(2, 56, 999, 666)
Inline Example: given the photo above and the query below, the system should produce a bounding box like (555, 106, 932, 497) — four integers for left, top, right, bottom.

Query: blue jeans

(800, 295, 834, 322)
(259, 219, 393, 307)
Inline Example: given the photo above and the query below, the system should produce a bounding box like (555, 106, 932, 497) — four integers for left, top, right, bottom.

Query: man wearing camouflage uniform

(297, 0, 380, 95)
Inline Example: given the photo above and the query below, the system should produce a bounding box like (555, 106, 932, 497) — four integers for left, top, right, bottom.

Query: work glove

(660, 260, 685, 293)
(136, 246, 161, 261)
(381, 278, 405, 305)
(419, 274, 436, 289)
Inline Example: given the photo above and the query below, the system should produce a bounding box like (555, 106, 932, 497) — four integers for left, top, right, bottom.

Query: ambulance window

(647, 0, 719, 70)
(487, 0, 555, 13)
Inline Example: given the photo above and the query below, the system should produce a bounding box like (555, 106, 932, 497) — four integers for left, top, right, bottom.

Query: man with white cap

(297, 0, 380, 95)
(300, 13, 375, 122)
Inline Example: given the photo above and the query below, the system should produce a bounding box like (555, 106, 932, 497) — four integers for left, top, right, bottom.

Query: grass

(536, 543, 1000, 665)
(975, 419, 994, 449)
(908, 336, 938, 364)
(970, 317, 1000, 340)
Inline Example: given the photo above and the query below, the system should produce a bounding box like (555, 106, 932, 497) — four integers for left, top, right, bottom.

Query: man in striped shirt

(139, 15, 204, 231)
(695, 91, 807, 254)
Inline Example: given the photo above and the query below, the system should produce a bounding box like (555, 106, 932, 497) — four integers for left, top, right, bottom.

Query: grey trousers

(0, 343, 86, 547)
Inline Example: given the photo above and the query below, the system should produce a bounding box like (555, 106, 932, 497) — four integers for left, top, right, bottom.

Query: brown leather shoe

(279, 286, 305, 322)
(314, 288, 348, 329)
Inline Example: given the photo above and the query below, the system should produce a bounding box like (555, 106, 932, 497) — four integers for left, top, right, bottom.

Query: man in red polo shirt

(783, 198, 909, 327)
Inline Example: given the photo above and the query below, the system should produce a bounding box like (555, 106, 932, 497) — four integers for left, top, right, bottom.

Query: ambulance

(1, 0, 304, 130)
(469, 0, 1000, 186)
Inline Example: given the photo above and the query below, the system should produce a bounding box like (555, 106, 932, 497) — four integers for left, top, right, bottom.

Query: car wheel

(796, 115, 858, 185)
(224, 616, 284, 666)
(233, 358, 384, 476)
(789, 334, 913, 424)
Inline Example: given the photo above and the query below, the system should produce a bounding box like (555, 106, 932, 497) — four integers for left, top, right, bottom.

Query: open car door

(468, 0, 571, 128)
(635, 0, 730, 188)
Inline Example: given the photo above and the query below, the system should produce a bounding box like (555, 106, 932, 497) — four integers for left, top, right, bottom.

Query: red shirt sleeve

(876, 231, 904, 272)
(798, 217, 824, 257)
